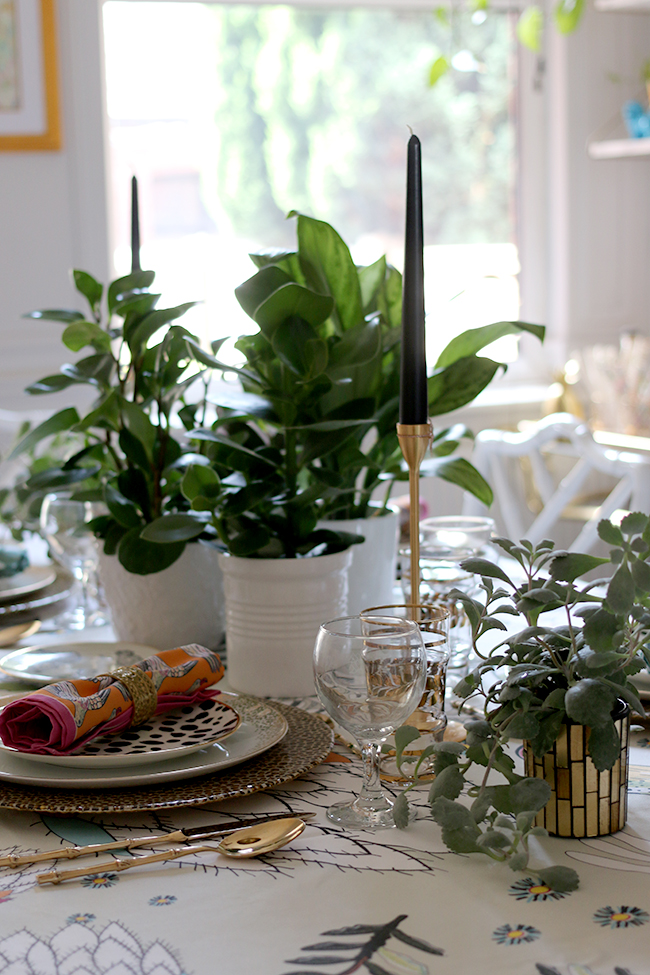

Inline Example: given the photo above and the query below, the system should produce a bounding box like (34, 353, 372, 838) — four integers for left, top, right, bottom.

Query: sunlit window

(103, 1, 519, 366)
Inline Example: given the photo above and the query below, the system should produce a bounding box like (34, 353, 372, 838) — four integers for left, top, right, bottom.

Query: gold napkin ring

(98, 666, 157, 727)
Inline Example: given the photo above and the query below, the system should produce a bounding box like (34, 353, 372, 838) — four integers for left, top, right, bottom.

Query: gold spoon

(0, 620, 41, 650)
(36, 817, 307, 885)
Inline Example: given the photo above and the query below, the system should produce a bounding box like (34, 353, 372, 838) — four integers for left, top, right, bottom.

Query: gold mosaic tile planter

(523, 706, 630, 838)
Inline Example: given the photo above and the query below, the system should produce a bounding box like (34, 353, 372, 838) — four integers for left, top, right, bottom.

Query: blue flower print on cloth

(149, 894, 177, 906)
(80, 872, 119, 889)
(509, 878, 568, 902)
(493, 923, 541, 945)
(593, 906, 649, 929)
(66, 913, 95, 925)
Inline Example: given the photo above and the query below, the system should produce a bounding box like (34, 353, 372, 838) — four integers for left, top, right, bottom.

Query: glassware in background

(401, 516, 495, 685)
(313, 614, 426, 829)
(39, 493, 110, 630)
(361, 604, 450, 782)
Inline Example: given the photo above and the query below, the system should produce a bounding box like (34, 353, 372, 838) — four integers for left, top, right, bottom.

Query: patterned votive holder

(361, 603, 450, 782)
(523, 705, 630, 838)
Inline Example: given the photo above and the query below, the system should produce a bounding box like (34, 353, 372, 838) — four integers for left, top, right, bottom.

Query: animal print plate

(0, 697, 241, 768)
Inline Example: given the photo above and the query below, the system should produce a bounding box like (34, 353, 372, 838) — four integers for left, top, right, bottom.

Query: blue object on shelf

(622, 100, 650, 139)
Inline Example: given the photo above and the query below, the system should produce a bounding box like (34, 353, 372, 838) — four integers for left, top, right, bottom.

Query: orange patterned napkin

(0, 644, 224, 754)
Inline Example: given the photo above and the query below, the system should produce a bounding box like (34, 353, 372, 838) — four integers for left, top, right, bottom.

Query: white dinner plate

(0, 568, 76, 622)
(0, 697, 242, 768)
(0, 693, 288, 788)
(0, 566, 57, 601)
(0, 640, 156, 685)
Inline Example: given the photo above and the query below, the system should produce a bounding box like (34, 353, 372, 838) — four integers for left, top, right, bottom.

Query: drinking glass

(361, 604, 450, 781)
(313, 614, 427, 829)
(40, 493, 109, 629)
(401, 516, 495, 677)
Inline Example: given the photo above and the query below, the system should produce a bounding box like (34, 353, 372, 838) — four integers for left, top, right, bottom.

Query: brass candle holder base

(396, 421, 433, 610)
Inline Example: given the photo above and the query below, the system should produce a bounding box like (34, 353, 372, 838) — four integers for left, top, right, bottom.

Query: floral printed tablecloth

(0, 697, 649, 975)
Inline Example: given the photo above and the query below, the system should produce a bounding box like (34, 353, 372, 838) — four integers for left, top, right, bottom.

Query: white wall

(0, 0, 109, 413)
(521, 4, 650, 370)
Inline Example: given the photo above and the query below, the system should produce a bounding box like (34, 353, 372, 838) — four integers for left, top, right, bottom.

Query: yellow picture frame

(0, 0, 61, 151)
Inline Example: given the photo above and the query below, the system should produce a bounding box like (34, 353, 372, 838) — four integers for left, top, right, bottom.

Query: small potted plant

(10, 268, 225, 649)
(393, 514, 649, 892)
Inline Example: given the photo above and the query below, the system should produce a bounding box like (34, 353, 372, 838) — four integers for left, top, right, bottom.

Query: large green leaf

(436, 321, 545, 369)
(107, 270, 155, 314)
(121, 402, 156, 457)
(72, 270, 103, 318)
(190, 429, 279, 466)
(565, 679, 617, 727)
(253, 283, 333, 334)
(127, 303, 196, 353)
(184, 338, 258, 383)
(105, 481, 143, 529)
(272, 317, 328, 378)
(293, 212, 363, 332)
(327, 319, 381, 375)
(140, 514, 207, 543)
(25, 374, 82, 396)
(22, 309, 84, 323)
(209, 388, 276, 420)
(425, 456, 493, 506)
(428, 356, 501, 416)
(234, 265, 294, 319)
(8, 407, 80, 459)
(117, 527, 185, 574)
(61, 321, 111, 354)
(74, 389, 120, 433)
(606, 563, 634, 617)
(549, 553, 608, 582)
(358, 256, 387, 313)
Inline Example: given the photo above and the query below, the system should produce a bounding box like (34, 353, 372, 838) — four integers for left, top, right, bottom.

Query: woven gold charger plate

(0, 701, 333, 814)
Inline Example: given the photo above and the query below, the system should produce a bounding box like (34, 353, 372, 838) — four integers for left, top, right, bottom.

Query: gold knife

(0, 812, 317, 868)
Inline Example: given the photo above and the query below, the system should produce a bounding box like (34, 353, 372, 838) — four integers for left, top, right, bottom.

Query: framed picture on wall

(0, 0, 61, 150)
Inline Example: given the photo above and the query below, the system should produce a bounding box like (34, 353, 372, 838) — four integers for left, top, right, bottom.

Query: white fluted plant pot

(218, 548, 352, 697)
(98, 541, 225, 650)
(318, 505, 399, 614)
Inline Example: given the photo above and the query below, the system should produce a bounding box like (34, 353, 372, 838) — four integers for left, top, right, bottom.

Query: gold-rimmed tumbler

(361, 604, 450, 781)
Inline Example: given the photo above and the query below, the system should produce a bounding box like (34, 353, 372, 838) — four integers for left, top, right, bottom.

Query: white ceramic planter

(218, 549, 352, 697)
(98, 542, 225, 650)
(318, 505, 400, 614)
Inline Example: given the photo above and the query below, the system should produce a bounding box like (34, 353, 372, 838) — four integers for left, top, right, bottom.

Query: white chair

(462, 413, 650, 552)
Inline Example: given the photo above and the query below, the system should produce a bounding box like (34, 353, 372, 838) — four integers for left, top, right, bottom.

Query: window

(103, 1, 519, 366)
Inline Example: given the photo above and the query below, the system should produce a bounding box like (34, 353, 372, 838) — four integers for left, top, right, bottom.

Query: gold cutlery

(0, 620, 41, 650)
(36, 817, 307, 885)
(0, 812, 316, 868)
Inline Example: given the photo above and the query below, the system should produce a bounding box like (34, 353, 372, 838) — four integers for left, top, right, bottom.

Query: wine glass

(40, 493, 109, 629)
(313, 614, 427, 829)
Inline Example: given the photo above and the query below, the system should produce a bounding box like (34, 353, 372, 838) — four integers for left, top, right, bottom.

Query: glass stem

(359, 741, 385, 804)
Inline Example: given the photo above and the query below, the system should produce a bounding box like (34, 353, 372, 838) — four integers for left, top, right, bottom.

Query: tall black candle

(399, 134, 428, 425)
(131, 175, 141, 273)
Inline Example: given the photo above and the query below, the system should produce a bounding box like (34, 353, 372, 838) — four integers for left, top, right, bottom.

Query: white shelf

(588, 137, 650, 159)
(595, 0, 650, 10)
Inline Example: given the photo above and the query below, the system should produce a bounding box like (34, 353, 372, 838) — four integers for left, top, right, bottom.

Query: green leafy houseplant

(186, 213, 544, 530)
(393, 513, 650, 892)
(9, 268, 216, 574)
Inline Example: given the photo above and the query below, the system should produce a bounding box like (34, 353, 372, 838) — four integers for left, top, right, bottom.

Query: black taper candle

(131, 175, 141, 273)
(399, 133, 428, 425)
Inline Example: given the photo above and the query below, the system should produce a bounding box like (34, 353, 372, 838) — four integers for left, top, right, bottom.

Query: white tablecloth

(0, 690, 649, 975)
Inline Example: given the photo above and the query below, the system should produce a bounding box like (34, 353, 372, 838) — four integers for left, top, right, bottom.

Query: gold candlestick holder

(396, 421, 433, 617)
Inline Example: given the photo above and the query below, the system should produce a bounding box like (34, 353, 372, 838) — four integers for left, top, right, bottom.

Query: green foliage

(16, 269, 215, 574)
(211, 213, 542, 526)
(393, 522, 650, 889)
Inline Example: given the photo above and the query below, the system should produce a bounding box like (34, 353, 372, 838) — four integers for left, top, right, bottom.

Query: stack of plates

(0, 691, 289, 789)
(0, 564, 76, 624)
(0, 642, 289, 788)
